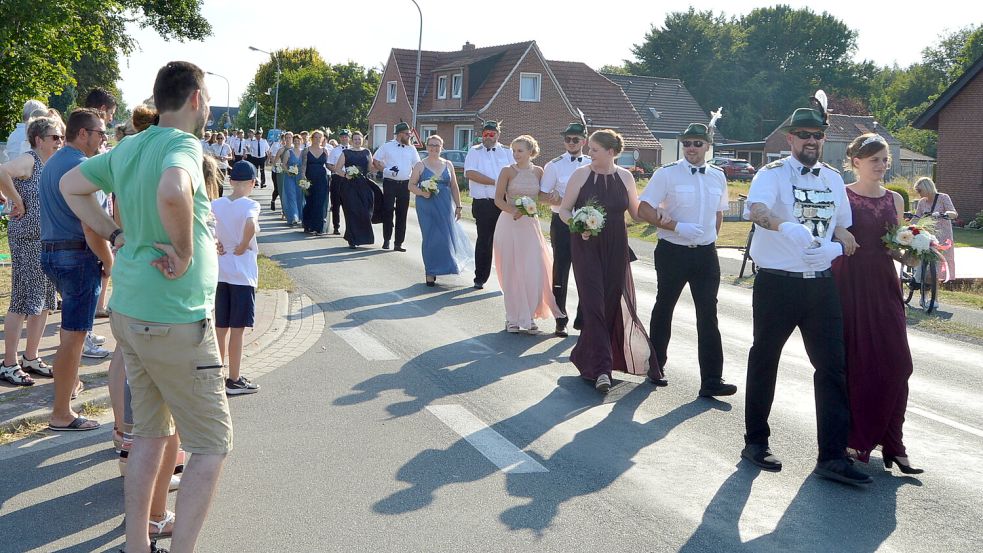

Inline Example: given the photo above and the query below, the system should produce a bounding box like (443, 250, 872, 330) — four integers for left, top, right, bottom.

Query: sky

(118, 0, 983, 110)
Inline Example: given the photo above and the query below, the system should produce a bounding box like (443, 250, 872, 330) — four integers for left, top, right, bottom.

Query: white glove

(801, 241, 843, 269)
(779, 222, 815, 249)
(674, 222, 704, 240)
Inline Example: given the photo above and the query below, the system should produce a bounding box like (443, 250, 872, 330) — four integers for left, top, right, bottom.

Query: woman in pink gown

(493, 135, 562, 333)
(832, 134, 922, 474)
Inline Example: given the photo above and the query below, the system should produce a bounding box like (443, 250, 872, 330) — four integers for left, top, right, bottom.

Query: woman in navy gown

(407, 135, 473, 285)
(299, 129, 329, 234)
(334, 131, 376, 248)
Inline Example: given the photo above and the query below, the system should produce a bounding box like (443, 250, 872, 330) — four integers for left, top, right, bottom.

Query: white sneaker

(88, 331, 107, 346)
(82, 334, 110, 359)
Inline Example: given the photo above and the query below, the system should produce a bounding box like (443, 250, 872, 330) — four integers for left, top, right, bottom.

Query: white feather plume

(577, 108, 587, 128)
(813, 90, 828, 114)
(709, 107, 723, 129)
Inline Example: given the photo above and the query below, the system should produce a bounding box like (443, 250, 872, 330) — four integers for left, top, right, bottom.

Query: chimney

(462, 41, 475, 52)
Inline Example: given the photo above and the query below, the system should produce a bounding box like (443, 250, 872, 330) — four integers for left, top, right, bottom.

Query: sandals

(48, 416, 100, 431)
(0, 364, 35, 386)
(20, 356, 53, 377)
(71, 380, 85, 400)
(506, 323, 520, 333)
(148, 510, 175, 539)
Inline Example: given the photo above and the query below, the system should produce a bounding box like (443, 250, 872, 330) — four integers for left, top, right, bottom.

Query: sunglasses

(481, 131, 497, 138)
(46, 134, 65, 141)
(85, 128, 107, 137)
(564, 136, 582, 144)
(792, 131, 825, 140)
(681, 140, 704, 148)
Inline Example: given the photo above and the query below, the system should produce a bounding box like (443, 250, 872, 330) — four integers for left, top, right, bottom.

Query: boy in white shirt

(211, 161, 262, 395)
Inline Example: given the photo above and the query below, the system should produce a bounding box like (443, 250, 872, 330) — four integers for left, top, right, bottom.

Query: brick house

(914, 54, 983, 221)
(366, 40, 661, 165)
(763, 113, 901, 181)
(603, 74, 719, 165)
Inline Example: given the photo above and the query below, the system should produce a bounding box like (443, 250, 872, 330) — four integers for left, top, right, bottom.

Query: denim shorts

(41, 247, 103, 332)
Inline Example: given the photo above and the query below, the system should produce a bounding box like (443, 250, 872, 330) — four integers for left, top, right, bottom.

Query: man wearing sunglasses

(638, 123, 733, 395)
(38, 108, 110, 433)
(463, 120, 514, 289)
(372, 122, 420, 251)
(741, 106, 870, 486)
(539, 122, 590, 336)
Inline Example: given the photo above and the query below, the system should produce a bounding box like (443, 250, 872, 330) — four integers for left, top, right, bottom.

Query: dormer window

(452, 74, 463, 98)
(437, 76, 447, 99)
(519, 73, 541, 102)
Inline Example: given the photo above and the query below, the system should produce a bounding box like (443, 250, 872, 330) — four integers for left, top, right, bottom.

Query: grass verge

(258, 254, 294, 291)
(905, 308, 983, 344)
(0, 419, 48, 446)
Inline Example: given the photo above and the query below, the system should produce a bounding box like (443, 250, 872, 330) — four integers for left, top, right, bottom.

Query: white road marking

(333, 327, 398, 360)
(909, 404, 983, 439)
(427, 405, 548, 473)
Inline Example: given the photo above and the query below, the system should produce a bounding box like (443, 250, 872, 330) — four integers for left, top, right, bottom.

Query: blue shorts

(41, 247, 102, 332)
(215, 282, 256, 328)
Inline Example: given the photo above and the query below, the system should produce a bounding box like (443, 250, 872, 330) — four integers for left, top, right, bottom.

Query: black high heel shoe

(425, 276, 436, 287)
(883, 454, 924, 475)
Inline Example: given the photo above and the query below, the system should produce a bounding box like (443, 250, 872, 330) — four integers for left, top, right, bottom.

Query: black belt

(758, 268, 832, 279)
(42, 240, 88, 252)
(660, 240, 714, 250)
(383, 178, 409, 184)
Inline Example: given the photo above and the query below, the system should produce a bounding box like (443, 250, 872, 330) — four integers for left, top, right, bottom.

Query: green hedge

(886, 185, 910, 211)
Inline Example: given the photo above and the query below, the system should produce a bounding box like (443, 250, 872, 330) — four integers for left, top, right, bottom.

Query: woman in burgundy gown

(832, 133, 922, 474)
(559, 130, 663, 394)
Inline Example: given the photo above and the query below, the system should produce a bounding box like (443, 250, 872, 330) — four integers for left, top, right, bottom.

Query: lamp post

(248, 46, 280, 131)
(204, 71, 231, 130)
(409, 0, 422, 135)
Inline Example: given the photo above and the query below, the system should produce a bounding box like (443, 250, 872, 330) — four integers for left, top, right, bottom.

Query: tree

(236, 48, 380, 133)
(0, 0, 210, 134)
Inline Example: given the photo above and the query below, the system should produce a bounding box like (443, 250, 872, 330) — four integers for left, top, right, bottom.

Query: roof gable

(603, 74, 715, 137)
(765, 113, 900, 144)
(914, 53, 983, 130)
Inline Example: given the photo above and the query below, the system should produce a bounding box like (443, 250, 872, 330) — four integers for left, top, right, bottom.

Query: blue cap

(230, 160, 257, 181)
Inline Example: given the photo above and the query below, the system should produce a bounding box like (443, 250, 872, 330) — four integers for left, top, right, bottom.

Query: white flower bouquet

(419, 175, 440, 195)
(344, 165, 362, 179)
(882, 220, 951, 265)
(514, 195, 538, 217)
(298, 179, 311, 195)
(273, 162, 283, 173)
(569, 200, 607, 238)
(287, 165, 299, 176)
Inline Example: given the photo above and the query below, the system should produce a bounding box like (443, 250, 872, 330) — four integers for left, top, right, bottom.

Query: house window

(373, 124, 388, 149)
(519, 73, 541, 102)
(421, 125, 438, 140)
(437, 76, 447, 99)
(452, 74, 463, 98)
(386, 81, 397, 103)
(454, 125, 473, 150)
(616, 152, 635, 168)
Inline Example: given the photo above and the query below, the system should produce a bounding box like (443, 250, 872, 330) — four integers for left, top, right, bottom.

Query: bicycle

(898, 211, 952, 314)
(737, 194, 756, 278)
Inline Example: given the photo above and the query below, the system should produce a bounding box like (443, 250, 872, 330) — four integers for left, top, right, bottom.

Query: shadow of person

(680, 461, 915, 552)
(498, 388, 727, 534)
(334, 331, 569, 419)
(0, 434, 123, 552)
(328, 288, 498, 327)
(268, 246, 387, 269)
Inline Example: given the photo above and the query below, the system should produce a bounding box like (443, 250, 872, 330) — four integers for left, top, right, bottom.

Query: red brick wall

(479, 53, 575, 163)
(367, 53, 413, 149)
(937, 71, 983, 221)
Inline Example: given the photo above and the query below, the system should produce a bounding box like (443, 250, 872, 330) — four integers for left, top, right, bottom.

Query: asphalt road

(1, 187, 981, 553)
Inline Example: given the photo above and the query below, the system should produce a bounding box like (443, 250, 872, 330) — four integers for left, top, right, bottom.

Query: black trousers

(744, 270, 849, 462)
(550, 213, 572, 323)
(248, 155, 267, 186)
(381, 178, 410, 245)
(472, 199, 501, 285)
(271, 171, 280, 206)
(649, 240, 724, 381)
(329, 174, 344, 232)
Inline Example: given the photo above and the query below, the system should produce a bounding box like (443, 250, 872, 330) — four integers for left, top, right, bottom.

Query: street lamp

(204, 71, 230, 130)
(409, 0, 422, 135)
(248, 46, 280, 131)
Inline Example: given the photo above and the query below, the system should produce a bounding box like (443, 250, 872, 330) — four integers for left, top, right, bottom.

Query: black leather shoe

(382, 241, 391, 250)
(699, 378, 738, 397)
(554, 322, 568, 337)
(814, 458, 873, 485)
(270, 201, 276, 211)
(332, 229, 341, 235)
(741, 444, 782, 472)
(474, 282, 484, 290)
(394, 245, 407, 252)
(647, 366, 668, 387)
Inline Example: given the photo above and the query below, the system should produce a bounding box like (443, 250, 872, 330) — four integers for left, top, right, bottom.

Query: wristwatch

(109, 228, 123, 247)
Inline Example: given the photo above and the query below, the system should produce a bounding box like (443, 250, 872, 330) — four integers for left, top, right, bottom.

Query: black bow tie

(801, 167, 821, 176)
(571, 156, 582, 162)
(486, 147, 496, 152)
(691, 167, 706, 174)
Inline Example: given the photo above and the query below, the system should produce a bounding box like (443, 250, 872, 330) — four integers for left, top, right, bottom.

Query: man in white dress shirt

(248, 129, 270, 188)
(231, 130, 248, 163)
(464, 121, 515, 289)
(326, 130, 351, 234)
(639, 123, 734, 396)
(372, 122, 421, 251)
(3, 99, 47, 162)
(540, 122, 591, 336)
(741, 106, 870, 486)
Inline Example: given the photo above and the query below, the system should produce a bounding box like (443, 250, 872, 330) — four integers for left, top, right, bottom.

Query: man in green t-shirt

(61, 61, 231, 553)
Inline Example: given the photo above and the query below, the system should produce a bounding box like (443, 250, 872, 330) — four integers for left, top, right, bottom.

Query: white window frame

(454, 125, 473, 151)
(451, 73, 463, 99)
(519, 72, 541, 102)
(372, 124, 388, 149)
(437, 76, 448, 99)
(386, 81, 397, 103)
(421, 125, 438, 140)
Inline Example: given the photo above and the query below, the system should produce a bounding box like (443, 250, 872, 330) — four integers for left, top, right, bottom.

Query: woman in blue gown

(334, 131, 377, 248)
(275, 132, 305, 226)
(300, 129, 330, 234)
(408, 135, 473, 285)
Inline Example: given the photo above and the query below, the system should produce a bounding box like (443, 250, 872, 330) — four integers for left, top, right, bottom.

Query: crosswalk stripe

(427, 405, 548, 473)
(333, 327, 398, 360)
